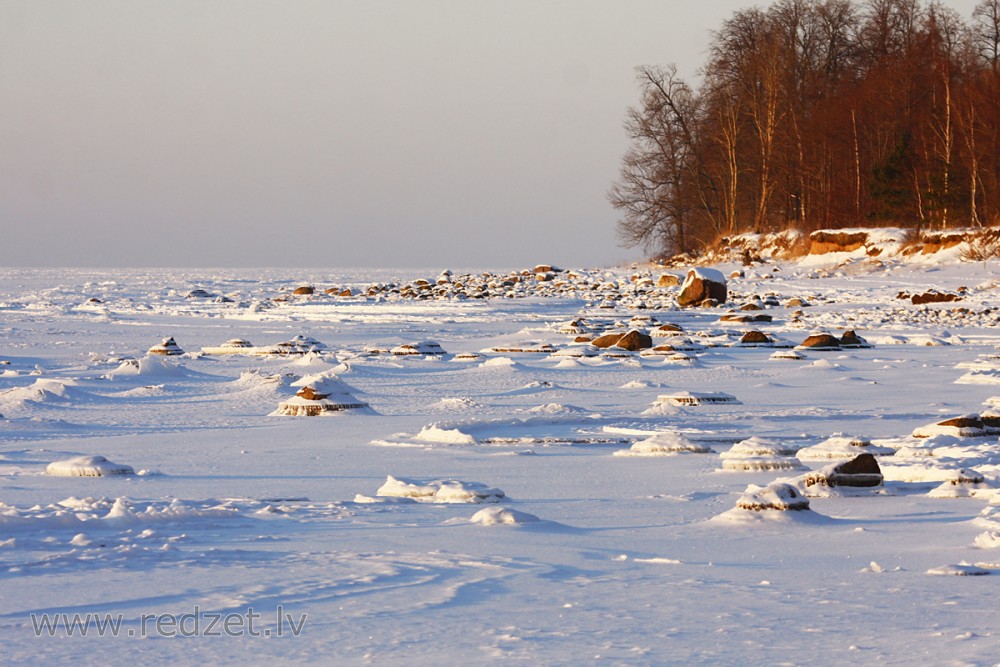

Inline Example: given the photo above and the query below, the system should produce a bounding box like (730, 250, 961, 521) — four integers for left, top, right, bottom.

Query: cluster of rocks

(257, 266, 814, 316)
(898, 289, 965, 305)
(278, 266, 687, 306)
(198, 335, 327, 356)
(796, 330, 870, 350)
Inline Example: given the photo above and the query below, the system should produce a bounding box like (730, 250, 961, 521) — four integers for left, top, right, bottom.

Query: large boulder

(677, 268, 727, 307)
(739, 330, 772, 345)
(591, 333, 625, 349)
(797, 333, 841, 350)
(803, 453, 883, 488)
(614, 330, 654, 351)
(839, 330, 870, 348)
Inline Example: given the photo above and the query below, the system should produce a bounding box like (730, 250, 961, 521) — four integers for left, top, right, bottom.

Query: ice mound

(272, 373, 369, 416)
(804, 358, 845, 370)
(524, 403, 586, 415)
(647, 391, 740, 408)
(482, 356, 521, 368)
(719, 436, 804, 471)
(391, 341, 446, 356)
(46, 455, 135, 477)
(374, 475, 504, 503)
(620, 380, 660, 389)
(147, 337, 184, 356)
(414, 424, 478, 445)
(232, 370, 288, 388)
(912, 413, 1000, 438)
(286, 351, 342, 372)
(926, 563, 990, 576)
(796, 434, 894, 461)
(927, 469, 992, 498)
(254, 336, 328, 356)
(614, 432, 713, 456)
(974, 531, 1000, 549)
(201, 338, 254, 355)
(735, 483, 811, 511)
(470, 507, 540, 525)
(712, 482, 823, 523)
(0, 379, 82, 407)
(430, 397, 480, 411)
(104, 357, 187, 378)
(956, 370, 1000, 385)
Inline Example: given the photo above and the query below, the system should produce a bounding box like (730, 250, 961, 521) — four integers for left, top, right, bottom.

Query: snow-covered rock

(46, 455, 135, 477)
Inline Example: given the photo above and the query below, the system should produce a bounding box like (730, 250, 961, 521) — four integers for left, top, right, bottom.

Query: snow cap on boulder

(47, 455, 135, 477)
(147, 337, 183, 356)
(677, 268, 727, 307)
(272, 372, 369, 416)
(802, 453, 884, 488)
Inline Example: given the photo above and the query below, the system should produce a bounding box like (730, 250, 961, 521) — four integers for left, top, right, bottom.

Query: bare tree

(609, 66, 703, 256)
(972, 0, 1000, 69)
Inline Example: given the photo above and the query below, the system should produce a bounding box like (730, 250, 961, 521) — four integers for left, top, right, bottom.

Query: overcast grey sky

(0, 0, 984, 268)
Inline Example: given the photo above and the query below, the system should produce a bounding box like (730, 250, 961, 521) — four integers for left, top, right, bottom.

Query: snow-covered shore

(2, 253, 1000, 664)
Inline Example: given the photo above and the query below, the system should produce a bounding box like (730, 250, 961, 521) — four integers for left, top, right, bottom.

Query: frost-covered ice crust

(3, 259, 1000, 664)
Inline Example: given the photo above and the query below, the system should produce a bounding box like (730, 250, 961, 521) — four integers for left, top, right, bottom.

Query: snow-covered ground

(3, 257, 1000, 664)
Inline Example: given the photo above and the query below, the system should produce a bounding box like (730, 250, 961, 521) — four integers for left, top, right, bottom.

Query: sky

(0, 0, 985, 269)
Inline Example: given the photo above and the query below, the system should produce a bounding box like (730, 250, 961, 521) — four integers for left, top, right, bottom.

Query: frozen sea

(2, 259, 1000, 665)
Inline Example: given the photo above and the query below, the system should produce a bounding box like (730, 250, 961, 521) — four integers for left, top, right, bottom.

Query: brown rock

(653, 323, 684, 335)
(297, 386, 329, 401)
(805, 453, 883, 488)
(292, 286, 315, 295)
(591, 333, 625, 349)
(720, 313, 773, 323)
(657, 274, 680, 288)
(677, 269, 727, 308)
(839, 330, 870, 348)
(799, 333, 841, 349)
(911, 290, 962, 305)
(739, 330, 772, 345)
(938, 414, 985, 430)
(614, 330, 654, 351)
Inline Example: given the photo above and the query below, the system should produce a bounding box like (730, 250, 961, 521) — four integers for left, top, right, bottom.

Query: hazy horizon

(1, 0, 984, 269)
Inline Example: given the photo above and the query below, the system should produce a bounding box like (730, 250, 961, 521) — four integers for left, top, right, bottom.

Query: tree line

(609, 0, 1000, 258)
